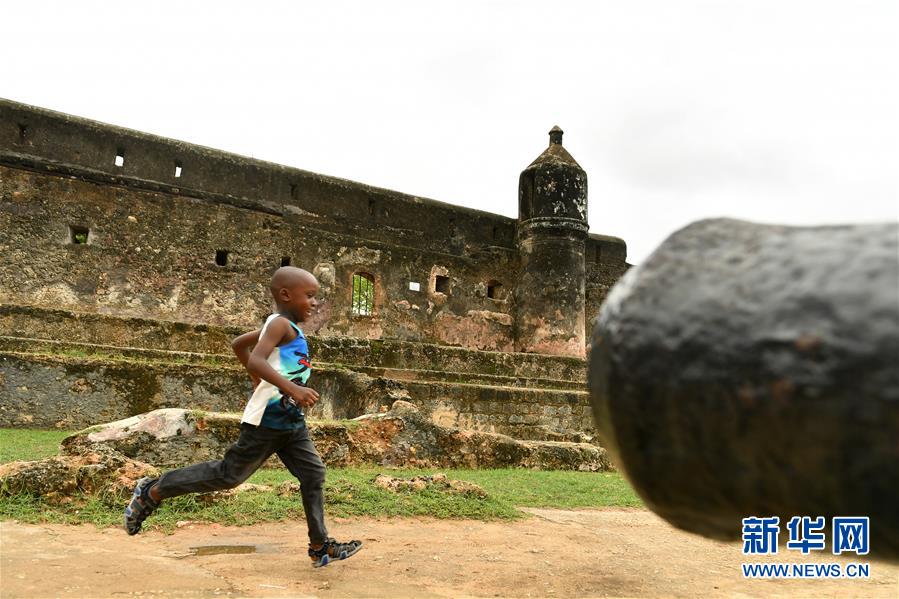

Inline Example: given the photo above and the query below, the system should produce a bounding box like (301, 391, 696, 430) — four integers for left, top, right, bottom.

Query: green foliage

(351, 273, 374, 316)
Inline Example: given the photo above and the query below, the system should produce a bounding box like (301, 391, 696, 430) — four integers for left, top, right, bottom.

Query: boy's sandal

(309, 538, 363, 568)
(124, 477, 160, 535)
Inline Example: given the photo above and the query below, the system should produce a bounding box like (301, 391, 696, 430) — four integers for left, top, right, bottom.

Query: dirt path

(2, 509, 897, 598)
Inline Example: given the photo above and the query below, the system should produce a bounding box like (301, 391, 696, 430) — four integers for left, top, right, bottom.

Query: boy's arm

(247, 318, 320, 408)
(232, 329, 262, 387)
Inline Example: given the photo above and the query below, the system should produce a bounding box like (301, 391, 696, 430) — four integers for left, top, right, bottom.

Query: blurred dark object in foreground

(589, 218, 899, 561)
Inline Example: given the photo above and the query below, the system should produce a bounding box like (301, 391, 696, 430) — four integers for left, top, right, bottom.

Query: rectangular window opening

(114, 148, 125, 167)
(174, 161, 182, 178)
(487, 281, 503, 300)
(290, 183, 299, 201)
(280, 256, 291, 267)
(215, 249, 229, 267)
(351, 273, 375, 316)
(408, 281, 420, 292)
(368, 198, 376, 216)
(435, 275, 450, 294)
(69, 225, 89, 245)
(18, 124, 27, 144)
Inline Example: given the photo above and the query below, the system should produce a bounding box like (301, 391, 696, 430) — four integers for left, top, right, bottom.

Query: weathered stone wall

(0, 345, 593, 434)
(0, 305, 587, 382)
(0, 165, 518, 350)
(0, 100, 626, 439)
(0, 100, 627, 349)
(0, 306, 592, 434)
(585, 233, 630, 333)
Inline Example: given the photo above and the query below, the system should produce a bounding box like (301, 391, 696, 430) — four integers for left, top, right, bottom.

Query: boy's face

(278, 278, 320, 322)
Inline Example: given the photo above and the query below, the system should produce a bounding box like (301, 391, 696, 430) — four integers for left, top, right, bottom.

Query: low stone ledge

(60, 401, 612, 472)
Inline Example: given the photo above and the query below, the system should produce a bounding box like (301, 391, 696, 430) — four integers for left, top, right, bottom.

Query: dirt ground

(2, 508, 897, 598)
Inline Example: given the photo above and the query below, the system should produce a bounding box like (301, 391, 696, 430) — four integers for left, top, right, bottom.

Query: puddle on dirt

(187, 545, 257, 556)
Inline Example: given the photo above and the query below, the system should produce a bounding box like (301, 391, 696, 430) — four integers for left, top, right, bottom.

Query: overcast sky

(3, 1, 896, 263)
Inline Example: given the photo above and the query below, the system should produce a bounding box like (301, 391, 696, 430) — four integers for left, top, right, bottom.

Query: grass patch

(0, 428, 642, 531)
(0, 429, 72, 463)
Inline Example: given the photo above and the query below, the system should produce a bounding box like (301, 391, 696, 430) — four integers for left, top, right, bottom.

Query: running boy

(124, 266, 362, 568)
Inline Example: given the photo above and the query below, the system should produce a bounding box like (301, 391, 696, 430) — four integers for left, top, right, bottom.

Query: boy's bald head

(270, 267, 317, 296)
(269, 267, 320, 319)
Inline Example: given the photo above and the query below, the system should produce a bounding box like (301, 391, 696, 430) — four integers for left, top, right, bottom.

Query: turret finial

(549, 125, 563, 145)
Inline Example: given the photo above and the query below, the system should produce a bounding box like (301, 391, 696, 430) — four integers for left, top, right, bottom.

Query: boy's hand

(284, 383, 320, 408)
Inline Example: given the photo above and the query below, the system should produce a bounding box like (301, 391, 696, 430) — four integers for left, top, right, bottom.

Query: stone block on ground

(0, 443, 157, 500)
(372, 473, 488, 498)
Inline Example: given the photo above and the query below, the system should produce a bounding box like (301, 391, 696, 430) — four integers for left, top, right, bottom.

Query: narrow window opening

(435, 275, 450, 294)
(492, 225, 498, 241)
(290, 183, 299, 201)
(351, 272, 375, 316)
(215, 249, 229, 266)
(280, 256, 291, 267)
(408, 281, 420, 292)
(487, 280, 504, 300)
(174, 161, 182, 178)
(368, 198, 376, 216)
(114, 148, 125, 167)
(17, 124, 27, 144)
(69, 225, 89, 245)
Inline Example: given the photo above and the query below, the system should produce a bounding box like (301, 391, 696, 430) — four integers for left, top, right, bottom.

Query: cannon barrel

(588, 218, 899, 560)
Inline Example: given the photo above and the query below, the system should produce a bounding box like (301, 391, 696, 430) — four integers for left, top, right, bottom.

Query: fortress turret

(514, 126, 588, 357)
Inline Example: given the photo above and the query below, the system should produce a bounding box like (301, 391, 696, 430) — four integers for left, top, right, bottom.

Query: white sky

(3, 0, 897, 263)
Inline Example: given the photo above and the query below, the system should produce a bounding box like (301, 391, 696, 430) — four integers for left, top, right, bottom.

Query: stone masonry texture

(0, 99, 628, 436)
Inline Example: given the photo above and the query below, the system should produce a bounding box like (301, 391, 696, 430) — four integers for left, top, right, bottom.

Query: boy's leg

(125, 424, 282, 535)
(276, 431, 329, 545)
(154, 424, 282, 498)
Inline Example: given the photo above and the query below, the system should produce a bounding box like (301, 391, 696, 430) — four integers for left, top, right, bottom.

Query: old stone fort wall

(0, 99, 629, 439)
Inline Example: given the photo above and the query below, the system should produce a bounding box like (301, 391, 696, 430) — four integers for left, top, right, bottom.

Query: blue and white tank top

(241, 314, 311, 429)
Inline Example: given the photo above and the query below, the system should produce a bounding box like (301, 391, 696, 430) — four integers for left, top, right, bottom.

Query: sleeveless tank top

(241, 314, 311, 429)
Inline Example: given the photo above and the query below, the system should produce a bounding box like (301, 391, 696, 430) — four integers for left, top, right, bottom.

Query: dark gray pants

(154, 423, 328, 545)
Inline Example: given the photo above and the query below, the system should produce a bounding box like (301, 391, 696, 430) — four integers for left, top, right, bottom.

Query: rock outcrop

(2, 401, 611, 499)
(60, 401, 612, 472)
(0, 443, 157, 501)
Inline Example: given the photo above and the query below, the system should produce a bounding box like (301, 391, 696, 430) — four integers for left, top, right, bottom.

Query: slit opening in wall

(17, 124, 27, 144)
(280, 256, 291, 267)
(174, 161, 182, 178)
(114, 148, 125, 167)
(435, 275, 450, 294)
(290, 183, 299, 201)
(487, 280, 504, 300)
(368, 198, 376, 216)
(69, 225, 89, 245)
(215, 249, 229, 267)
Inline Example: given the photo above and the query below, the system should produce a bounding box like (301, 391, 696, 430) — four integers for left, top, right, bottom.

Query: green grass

(0, 429, 72, 463)
(0, 429, 643, 531)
